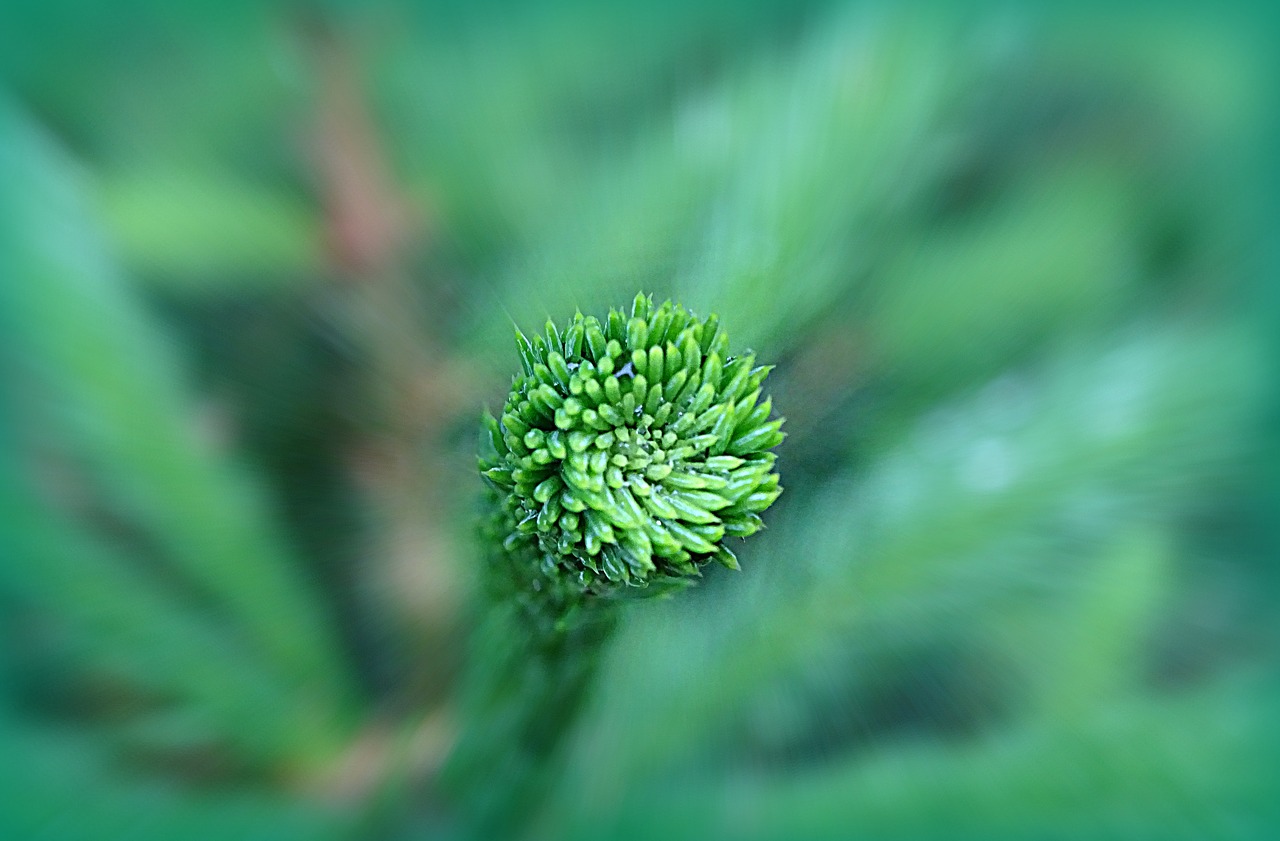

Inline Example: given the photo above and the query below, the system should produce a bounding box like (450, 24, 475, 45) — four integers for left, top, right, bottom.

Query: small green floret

(479, 294, 784, 593)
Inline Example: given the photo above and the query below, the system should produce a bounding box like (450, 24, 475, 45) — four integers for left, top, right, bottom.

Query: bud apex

(481, 297, 784, 595)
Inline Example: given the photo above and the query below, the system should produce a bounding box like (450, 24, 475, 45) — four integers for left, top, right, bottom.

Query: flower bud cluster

(479, 294, 784, 593)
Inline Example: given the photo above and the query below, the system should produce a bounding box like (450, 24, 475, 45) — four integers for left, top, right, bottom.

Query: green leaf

(0, 101, 353, 754)
(96, 168, 323, 289)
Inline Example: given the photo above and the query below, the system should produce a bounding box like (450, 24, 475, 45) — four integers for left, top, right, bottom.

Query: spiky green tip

(478, 294, 784, 594)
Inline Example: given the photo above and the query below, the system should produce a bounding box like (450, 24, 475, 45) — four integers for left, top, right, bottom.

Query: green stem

(444, 569, 618, 839)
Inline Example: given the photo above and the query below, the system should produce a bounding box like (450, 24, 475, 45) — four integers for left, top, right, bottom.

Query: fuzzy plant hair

(478, 293, 785, 600)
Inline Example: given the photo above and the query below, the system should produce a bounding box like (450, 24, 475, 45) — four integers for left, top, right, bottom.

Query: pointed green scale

(708, 404, 737, 456)
(629, 373, 648, 403)
(541, 494, 563, 518)
(665, 520, 717, 554)
(675, 488, 733, 512)
(516, 400, 543, 426)
(652, 402, 675, 427)
(482, 467, 515, 487)
(699, 313, 720, 354)
(602, 375, 623, 404)
(548, 352, 572, 390)
(665, 311, 693, 346)
(600, 550, 628, 582)
(746, 365, 775, 393)
(532, 474, 562, 504)
(544, 317, 562, 353)
(515, 328, 537, 375)
(627, 318, 649, 351)
(598, 404, 625, 427)
(689, 470, 729, 491)
(526, 389, 554, 420)
(688, 522, 726, 545)
(614, 485, 649, 527)
(680, 334, 702, 371)
(733, 390, 763, 424)
(673, 368, 702, 406)
(735, 396, 772, 433)
(728, 420, 785, 457)
(666, 406, 701, 437)
(536, 501, 560, 532)
(722, 472, 763, 503)
(714, 546, 740, 570)
(585, 320, 608, 361)
(512, 466, 549, 485)
(664, 493, 719, 525)
(630, 347, 648, 378)
(701, 352, 724, 393)
(658, 368, 685, 402)
(662, 342, 681, 381)
(563, 318, 585, 360)
(537, 383, 565, 410)
(708, 330, 730, 361)
(560, 489, 588, 513)
(618, 540, 656, 575)
(723, 515, 763, 538)
(643, 491, 680, 520)
(704, 455, 744, 472)
(739, 489, 782, 514)
(585, 408, 612, 431)
(646, 306, 672, 348)
(642, 518, 681, 554)
(647, 346, 664, 381)
(692, 381, 719, 414)
(606, 309, 627, 343)
(669, 433, 719, 461)
(563, 467, 593, 495)
(719, 357, 753, 401)
(645, 463, 673, 481)
(481, 412, 505, 455)
(531, 333, 550, 364)
(589, 491, 631, 532)
(642, 384, 662, 417)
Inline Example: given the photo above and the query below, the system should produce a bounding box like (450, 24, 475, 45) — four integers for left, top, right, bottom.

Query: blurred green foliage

(1, 1, 1275, 839)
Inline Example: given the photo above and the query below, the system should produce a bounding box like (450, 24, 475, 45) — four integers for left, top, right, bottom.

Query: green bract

(479, 294, 784, 594)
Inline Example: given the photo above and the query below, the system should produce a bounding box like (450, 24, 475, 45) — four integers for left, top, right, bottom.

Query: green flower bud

(479, 294, 785, 594)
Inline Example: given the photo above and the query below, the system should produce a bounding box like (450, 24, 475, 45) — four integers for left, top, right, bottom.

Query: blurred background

(1, 1, 1276, 838)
